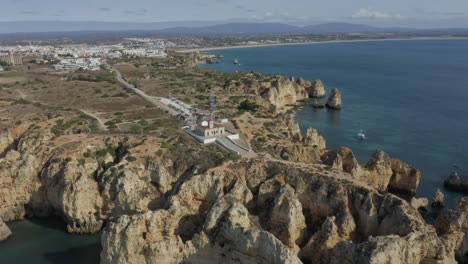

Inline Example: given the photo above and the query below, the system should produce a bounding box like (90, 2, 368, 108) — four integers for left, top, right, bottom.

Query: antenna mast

(210, 91, 216, 121)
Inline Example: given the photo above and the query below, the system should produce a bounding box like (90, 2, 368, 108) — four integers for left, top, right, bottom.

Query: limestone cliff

(101, 158, 457, 264)
(321, 148, 421, 195)
(259, 76, 308, 114)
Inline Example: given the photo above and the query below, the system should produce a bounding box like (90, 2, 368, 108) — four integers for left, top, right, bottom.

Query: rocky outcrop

(388, 159, 421, 195)
(0, 218, 12, 241)
(267, 184, 306, 251)
(0, 126, 50, 222)
(321, 147, 362, 176)
(270, 115, 327, 163)
(39, 157, 104, 233)
(101, 158, 458, 264)
(303, 128, 326, 151)
(321, 148, 422, 195)
(444, 172, 468, 193)
(434, 197, 468, 263)
(0, 129, 15, 156)
(296, 77, 312, 89)
(326, 88, 342, 110)
(259, 76, 308, 114)
(432, 189, 445, 208)
(306, 79, 326, 98)
(410, 197, 429, 211)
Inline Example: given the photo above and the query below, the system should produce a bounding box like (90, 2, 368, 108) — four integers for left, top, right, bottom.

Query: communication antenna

(210, 91, 217, 120)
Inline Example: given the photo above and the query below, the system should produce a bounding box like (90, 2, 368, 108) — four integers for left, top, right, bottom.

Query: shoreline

(176, 36, 468, 53)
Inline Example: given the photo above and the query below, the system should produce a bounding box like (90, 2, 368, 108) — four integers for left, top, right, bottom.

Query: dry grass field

(0, 61, 178, 133)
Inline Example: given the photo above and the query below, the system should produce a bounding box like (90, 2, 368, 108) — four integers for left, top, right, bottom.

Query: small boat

(357, 129, 366, 140)
(233, 59, 240, 65)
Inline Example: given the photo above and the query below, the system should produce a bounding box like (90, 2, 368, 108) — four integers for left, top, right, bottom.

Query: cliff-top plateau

(0, 52, 467, 264)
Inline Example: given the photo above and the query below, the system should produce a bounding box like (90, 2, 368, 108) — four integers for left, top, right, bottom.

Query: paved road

(217, 137, 251, 156)
(112, 67, 179, 116)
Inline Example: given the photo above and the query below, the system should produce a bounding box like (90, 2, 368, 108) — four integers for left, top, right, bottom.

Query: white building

(122, 49, 146, 57)
(194, 117, 225, 138)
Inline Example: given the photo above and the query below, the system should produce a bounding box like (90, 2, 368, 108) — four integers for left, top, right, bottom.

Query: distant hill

(0, 20, 467, 35)
(0, 21, 215, 34)
(159, 23, 301, 34)
(301, 22, 381, 33)
(159, 22, 387, 34)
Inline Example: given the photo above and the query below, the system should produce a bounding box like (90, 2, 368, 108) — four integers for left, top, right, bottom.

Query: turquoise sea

(203, 39, 468, 206)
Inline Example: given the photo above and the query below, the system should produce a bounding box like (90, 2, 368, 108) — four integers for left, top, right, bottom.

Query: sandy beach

(176, 36, 468, 53)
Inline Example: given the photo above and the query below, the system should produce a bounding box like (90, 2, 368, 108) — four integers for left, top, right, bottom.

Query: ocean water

(203, 39, 468, 206)
(0, 218, 100, 263)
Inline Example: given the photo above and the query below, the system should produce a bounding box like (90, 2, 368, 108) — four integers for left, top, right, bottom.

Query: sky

(1, 0, 468, 28)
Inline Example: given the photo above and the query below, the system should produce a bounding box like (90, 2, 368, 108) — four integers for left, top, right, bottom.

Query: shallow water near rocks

(0, 218, 100, 264)
(203, 39, 468, 207)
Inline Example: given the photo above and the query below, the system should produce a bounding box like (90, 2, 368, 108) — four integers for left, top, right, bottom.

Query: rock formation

(0, 218, 11, 241)
(1, 110, 463, 264)
(321, 148, 421, 195)
(432, 189, 445, 207)
(388, 158, 422, 195)
(326, 88, 342, 110)
(296, 77, 312, 88)
(434, 197, 468, 263)
(444, 171, 468, 193)
(259, 76, 308, 114)
(303, 127, 326, 151)
(410, 197, 429, 211)
(266, 114, 327, 163)
(101, 158, 459, 264)
(306, 79, 326, 98)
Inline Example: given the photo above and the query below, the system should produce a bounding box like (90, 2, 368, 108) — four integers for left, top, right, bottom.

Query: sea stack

(444, 171, 468, 193)
(326, 88, 342, 110)
(307, 79, 326, 98)
(431, 189, 445, 208)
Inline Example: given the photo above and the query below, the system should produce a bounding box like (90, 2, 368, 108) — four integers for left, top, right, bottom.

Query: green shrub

(238, 100, 258, 112)
(130, 125, 141, 133)
(83, 150, 93, 158)
(138, 119, 149, 126)
(77, 159, 86, 166)
(156, 149, 163, 157)
(126, 156, 137, 162)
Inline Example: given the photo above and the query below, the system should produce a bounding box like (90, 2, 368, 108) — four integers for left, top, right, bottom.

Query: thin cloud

(250, 11, 309, 22)
(352, 8, 401, 19)
(122, 9, 148, 16)
(236, 5, 256, 13)
(99, 8, 111, 12)
(18, 10, 41, 15)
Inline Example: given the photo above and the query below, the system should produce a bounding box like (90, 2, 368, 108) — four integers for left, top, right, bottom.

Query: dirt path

(16, 89, 26, 100)
(80, 109, 108, 131)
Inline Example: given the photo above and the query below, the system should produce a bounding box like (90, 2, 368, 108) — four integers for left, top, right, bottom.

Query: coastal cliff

(0, 112, 465, 263)
(100, 158, 461, 264)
